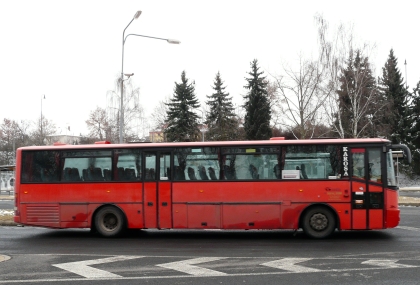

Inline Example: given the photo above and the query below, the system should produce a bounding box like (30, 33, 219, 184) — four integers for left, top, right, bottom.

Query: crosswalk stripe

(261, 258, 320, 272)
(156, 257, 228, 276)
(397, 226, 420, 232)
(53, 255, 143, 278)
(362, 259, 416, 268)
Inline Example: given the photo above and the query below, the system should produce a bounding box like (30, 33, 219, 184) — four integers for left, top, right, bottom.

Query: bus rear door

(143, 151, 172, 229)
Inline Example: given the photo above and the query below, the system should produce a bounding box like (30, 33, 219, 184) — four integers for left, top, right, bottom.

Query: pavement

(0, 195, 13, 200)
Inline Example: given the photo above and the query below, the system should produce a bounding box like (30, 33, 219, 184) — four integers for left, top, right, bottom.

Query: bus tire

(94, 206, 126, 237)
(302, 206, 336, 239)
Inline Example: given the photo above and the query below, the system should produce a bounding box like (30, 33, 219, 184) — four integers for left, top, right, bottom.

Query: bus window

(159, 153, 170, 180)
(368, 149, 381, 183)
(62, 150, 112, 182)
(283, 145, 341, 179)
(21, 151, 60, 183)
(351, 148, 365, 180)
(115, 149, 142, 181)
(222, 147, 280, 180)
(144, 153, 157, 180)
(387, 150, 397, 186)
(174, 147, 220, 181)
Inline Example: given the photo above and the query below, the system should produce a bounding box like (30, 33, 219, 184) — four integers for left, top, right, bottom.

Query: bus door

(351, 148, 384, 230)
(143, 151, 172, 229)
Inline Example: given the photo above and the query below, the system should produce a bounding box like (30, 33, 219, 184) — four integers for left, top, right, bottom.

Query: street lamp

(119, 11, 181, 143)
(40, 95, 46, 143)
(197, 109, 207, 142)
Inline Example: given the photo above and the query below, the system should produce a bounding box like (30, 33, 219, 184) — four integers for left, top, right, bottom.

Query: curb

(399, 203, 420, 207)
(0, 221, 17, 226)
(400, 187, 420, 191)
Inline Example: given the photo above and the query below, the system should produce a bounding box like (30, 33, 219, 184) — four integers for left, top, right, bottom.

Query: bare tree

(0, 119, 21, 164)
(315, 14, 384, 138)
(106, 76, 147, 142)
(86, 107, 114, 141)
(30, 116, 57, 145)
(271, 55, 330, 139)
(150, 96, 170, 130)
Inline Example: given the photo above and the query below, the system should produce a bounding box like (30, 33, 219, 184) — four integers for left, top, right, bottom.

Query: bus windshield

(387, 150, 397, 187)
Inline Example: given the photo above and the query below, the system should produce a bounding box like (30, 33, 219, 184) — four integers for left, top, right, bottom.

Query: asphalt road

(0, 200, 12, 210)
(1, 207, 420, 284)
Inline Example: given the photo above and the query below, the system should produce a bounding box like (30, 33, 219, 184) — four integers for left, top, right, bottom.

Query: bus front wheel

(302, 206, 336, 239)
(94, 206, 126, 237)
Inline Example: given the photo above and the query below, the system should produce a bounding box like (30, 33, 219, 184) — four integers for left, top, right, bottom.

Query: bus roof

(17, 138, 392, 151)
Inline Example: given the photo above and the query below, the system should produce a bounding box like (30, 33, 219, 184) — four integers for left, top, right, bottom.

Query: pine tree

(407, 81, 420, 174)
(336, 50, 379, 138)
(379, 49, 410, 143)
(243, 59, 272, 140)
(164, 71, 201, 142)
(205, 72, 238, 141)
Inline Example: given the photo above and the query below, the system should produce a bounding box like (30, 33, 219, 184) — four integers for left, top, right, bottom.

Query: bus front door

(351, 148, 384, 230)
(143, 151, 172, 229)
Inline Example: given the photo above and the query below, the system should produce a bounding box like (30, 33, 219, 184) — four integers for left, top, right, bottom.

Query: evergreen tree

(243, 59, 272, 140)
(408, 81, 420, 174)
(336, 50, 380, 138)
(379, 49, 410, 143)
(164, 71, 201, 142)
(205, 72, 238, 141)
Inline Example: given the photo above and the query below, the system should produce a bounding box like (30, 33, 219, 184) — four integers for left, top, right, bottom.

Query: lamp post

(197, 109, 207, 142)
(119, 11, 180, 143)
(40, 95, 46, 144)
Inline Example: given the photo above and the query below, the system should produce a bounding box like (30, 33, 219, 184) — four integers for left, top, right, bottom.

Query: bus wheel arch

(92, 205, 127, 237)
(300, 204, 338, 239)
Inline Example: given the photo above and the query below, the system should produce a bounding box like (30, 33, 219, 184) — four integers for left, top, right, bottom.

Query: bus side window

(174, 147, 220, 181)
(208, 167, 218, 180)
(187, 167, 197, 180)
(115, 149, 142, 181)
(273, 164, 281, 179)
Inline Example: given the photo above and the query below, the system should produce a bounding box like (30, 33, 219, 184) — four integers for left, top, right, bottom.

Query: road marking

(0, 254, 11, 262)
(397, 226, 420, 232)
(2, 263, 420, 284)
(261, 258, 320, 272)
(1, 255, 419, 283)
(362, 259, 416, 268)
(53, 255, 143, 278)
(156, 257, 228, 276)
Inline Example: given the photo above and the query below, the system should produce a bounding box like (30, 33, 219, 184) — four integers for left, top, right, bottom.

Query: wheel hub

(310, 213, 328, 231)
(103, 214, 117, 230)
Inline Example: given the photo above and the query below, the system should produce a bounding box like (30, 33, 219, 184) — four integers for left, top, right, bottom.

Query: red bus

(13, 138, 411, 238)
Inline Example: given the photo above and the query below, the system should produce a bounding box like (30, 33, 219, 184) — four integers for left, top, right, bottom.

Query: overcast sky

(1, 0, 419, 137)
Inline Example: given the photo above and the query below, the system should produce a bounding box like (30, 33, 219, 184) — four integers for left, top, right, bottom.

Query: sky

(1, 0, 419, 138)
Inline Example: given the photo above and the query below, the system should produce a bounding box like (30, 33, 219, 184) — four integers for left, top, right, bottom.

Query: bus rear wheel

(94, 206, 125, 237)
(302, 206, 336, 239)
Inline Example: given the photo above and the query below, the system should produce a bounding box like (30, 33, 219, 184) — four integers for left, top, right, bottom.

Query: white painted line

(3, 264, 420, 283)
(261, 258, 320, 273)
(53, 255, 143, 278)
(397, 226, 420, 232)
(156, 257, 228, 276)
(0, 254, 11, 262)
(362, 259, 416, 268)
